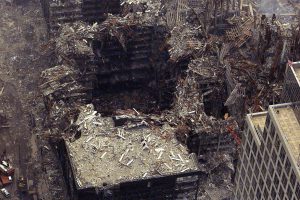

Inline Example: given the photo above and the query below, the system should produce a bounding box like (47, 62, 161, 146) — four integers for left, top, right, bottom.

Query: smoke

(258, 0, 296, 15)
(258, 0, 277, 14)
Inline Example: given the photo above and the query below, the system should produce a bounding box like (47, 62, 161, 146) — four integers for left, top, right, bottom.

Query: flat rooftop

(294, 66, 300, 83)
(248, 112, 267, 130)
(271, 104, 300, 165)
(66, 105, 199, 189)
(246, 112, 267, 146)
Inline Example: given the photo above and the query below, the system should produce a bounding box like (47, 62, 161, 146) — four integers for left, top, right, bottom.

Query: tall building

(282, 61, 300, 103)
(234, 61, 300, 200)
(234, 103, 300, 200)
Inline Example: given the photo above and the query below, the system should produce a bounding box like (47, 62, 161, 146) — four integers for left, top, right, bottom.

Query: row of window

(235, 118, 300, 200)
(236, 164, 300, 200)
(282, 68, 300, 102)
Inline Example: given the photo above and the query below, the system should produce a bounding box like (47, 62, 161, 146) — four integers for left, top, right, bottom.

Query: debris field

(1, 0, 300, 199)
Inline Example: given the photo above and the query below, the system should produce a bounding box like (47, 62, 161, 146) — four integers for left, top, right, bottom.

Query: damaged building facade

(37, 0, 300, 199)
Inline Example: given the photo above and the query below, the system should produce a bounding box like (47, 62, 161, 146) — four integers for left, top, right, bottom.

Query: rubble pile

(42, 0, 121, 33)
(167, 25, 204, 62)
(170, 69, 231, 143)
(40, 64, 91, 107)
(121, 0, 164, 25)
(67, 104, 199, 187)
(54, 16, 138, 58)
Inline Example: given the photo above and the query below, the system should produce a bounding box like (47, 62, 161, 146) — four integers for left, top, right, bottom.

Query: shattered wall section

(40, 64, 91, 104)
(41, 0, 121, 33)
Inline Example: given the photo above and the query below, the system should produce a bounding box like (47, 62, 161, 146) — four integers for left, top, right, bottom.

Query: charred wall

(187, 132, 235, 158)
(92, 26, 167, 91)
(56, 139, 79, 200)
(82, 0, 121, 23)
(90, 25, 179, 113)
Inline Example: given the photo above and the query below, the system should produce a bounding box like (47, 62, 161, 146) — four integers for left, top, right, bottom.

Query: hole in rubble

(203, 100, 228, 119)
(0, 114, 8, 129)
(202, 87, 228, 119)
(90, 26, 182, 116)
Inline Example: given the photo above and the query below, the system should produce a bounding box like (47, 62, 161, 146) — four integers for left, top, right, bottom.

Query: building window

(243, 157, 248, 169)
(256, 188, 262, 199)
(243, 187, 248, 200)
(260, 140, 265, 152)
(270, 123, 275, 139)
(247, 164, 252, 177)
(244, 123, 248, 133)
(275, 134, 281, 150)
(282, 173, 288, 188)
(264, 151, 270, 166)
(254, 164, 259, 177)
(246, 177, 250, 190)
(257, 151, 262, 164)
(235, 171, 240, 184)
(272, 149, 277, 163)
(284, 196, 289, 200)
(295, 182, 300, 199)
(263, 186, 269, 199)
(239, 179, 244, 194)
(259, 175, 264, 187)
(252, 142, 257, 155)
(267, 136, 272, 151)
(271, 186, 276, 199)
(279, 146, 286, 164)
(262, 162, 267, 175)
(277, 160, 283, 176)
(262, 126, 268, 140)
(252, 175, 257, 190)
(287, 185, 293, 199)
(269, 161, 274, 178)
(249, 188, 255, 200)
(290, 170, 296, 186)
(237, 159, 241, 170)
(266, 175, 271, 188)
(236, 191, 241, 200)
(248, 132, 253, 145)
(265, 115, 270, 129)
(285, 160, 291, 176)
(242, 134, 247, 146)
(241, 166, 246, 179)
(279, 185, 285, 199)
(239, 176, 245, 188)
(274, 173, 279, 188)
(250, 153, 255, 167)
(246, 142, 250, 155)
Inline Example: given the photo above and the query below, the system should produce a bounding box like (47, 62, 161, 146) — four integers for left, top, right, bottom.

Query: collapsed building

(59, 104, 202, 199)
(38, 0, 300, 199)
